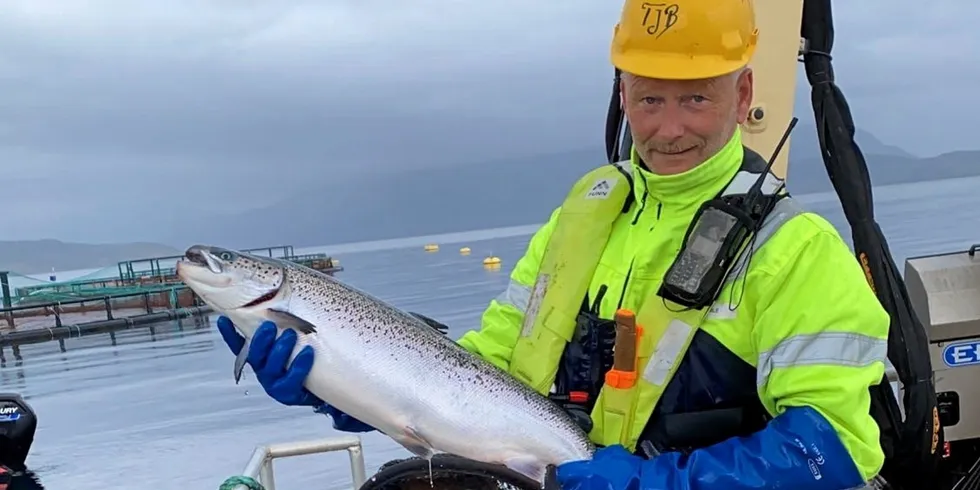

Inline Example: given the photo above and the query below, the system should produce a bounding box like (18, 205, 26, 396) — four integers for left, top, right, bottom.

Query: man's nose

(656, 106, 687, 139)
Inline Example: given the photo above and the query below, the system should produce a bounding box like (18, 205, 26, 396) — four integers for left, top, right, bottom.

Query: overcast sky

(0, 0, 975, 242)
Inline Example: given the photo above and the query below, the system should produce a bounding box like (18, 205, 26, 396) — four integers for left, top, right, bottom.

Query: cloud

(0, 0, 974, 242)
(817, 0, 978, 156)
(0, 0, 617, 165)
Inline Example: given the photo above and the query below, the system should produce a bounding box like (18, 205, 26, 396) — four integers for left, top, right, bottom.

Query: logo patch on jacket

(585, 179, 615, 199)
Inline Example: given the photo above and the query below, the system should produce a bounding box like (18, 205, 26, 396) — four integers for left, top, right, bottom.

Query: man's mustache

(648, 141, 702, 154)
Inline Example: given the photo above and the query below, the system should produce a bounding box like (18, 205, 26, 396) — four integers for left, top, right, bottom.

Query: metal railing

(231, 436, 367, 490)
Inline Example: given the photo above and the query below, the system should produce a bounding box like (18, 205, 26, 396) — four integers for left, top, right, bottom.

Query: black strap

(358, 454, 542, 490)
(607, 160, 636, 214)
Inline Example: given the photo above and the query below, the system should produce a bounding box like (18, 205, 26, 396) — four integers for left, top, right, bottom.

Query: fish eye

(218, 251, 234, 261)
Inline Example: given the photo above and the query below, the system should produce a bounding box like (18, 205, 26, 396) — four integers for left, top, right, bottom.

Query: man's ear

(735, 67, 754, 124)
(619, 74, 628, 107)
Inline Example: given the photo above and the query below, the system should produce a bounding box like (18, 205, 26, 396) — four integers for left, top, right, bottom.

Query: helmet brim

(611, 45, 757, 80)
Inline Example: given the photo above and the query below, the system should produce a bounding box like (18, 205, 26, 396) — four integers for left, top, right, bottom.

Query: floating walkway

(9, 245, 342, 305)
(0, 245, 343, 361)
(0, 285, 212, 362)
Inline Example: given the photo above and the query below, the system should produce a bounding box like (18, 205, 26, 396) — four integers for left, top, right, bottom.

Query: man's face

(621, 68, 753, 175)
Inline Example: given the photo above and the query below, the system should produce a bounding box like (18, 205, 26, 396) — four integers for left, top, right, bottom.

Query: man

(217, 0, 891, 488)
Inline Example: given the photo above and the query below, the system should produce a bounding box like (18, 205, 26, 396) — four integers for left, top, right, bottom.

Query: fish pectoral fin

(266, 308, 317, 335)
(390, 426, 436, 459)
(394, 440, 433, 459)
(234, 335, 252, 385)
(502, 456, 546, 484)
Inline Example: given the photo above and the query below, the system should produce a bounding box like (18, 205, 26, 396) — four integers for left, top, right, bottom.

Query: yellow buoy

(459, 247, 471, 255)
(424, 244, 439, 252)
(483, 255, 501, 266)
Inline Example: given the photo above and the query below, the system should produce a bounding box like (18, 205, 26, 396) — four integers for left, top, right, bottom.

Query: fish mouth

(176, 245, 284, 310)
(183, 245, 224, 274)
(184, 247, 209, 267)
(175, 246, 228, 289)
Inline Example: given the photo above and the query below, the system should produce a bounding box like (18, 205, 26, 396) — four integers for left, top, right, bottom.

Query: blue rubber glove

(216, 315, 376, 432)
(556, 406, 867, 490)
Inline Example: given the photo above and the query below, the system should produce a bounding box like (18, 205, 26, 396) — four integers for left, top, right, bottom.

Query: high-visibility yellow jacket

(457, 129, 889, 489)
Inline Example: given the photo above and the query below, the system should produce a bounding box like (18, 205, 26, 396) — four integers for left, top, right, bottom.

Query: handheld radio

(658, 118, 799, 309)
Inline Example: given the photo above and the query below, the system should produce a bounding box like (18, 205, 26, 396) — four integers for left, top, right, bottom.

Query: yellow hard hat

(610, 0, 759, 80)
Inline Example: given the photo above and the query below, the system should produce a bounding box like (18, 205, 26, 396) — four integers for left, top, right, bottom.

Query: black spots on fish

(222, 252, 287, 289)
(274, 263, 591, 436)
(250, 262, 282, 283)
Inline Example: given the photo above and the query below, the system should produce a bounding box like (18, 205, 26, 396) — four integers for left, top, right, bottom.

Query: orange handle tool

(605, 308, 641, 389)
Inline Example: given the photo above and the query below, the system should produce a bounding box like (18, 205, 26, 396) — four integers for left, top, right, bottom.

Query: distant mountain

(788, 123, 914, 163)
(784, 122, 947, 194)
(0, 240, 179, 275)
(787, 150, 980, 195)
(166, 126, 977, 249)
(171, 147, 607, 249)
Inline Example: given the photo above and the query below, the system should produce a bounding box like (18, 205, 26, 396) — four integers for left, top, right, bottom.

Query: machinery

(0, 393, 38, 472)
(906, 247, 980, 488)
